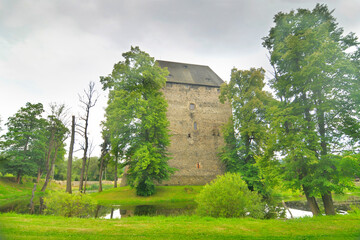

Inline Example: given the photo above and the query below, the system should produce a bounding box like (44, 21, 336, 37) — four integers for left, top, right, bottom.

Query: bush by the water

(195, 173, 265, 218)
(44, 192, 97, 217)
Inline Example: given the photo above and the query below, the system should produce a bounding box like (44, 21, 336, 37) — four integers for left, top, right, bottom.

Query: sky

(0, 0, 360, 157)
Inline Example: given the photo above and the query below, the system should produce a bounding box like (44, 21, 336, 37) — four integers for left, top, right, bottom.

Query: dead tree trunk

(78, 82, 98, 193)
(66, 115, 75, 193)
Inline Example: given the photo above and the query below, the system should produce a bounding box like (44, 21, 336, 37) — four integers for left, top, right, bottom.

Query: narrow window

(189, 103, 195, 110)
(196, 162, 201, 169)
(188, 133, 191, 138)
(194, 122, 197, 130)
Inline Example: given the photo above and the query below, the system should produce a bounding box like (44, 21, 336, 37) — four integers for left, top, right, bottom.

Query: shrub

(195, 173, 265, 218)
(44, 192, 97, 218)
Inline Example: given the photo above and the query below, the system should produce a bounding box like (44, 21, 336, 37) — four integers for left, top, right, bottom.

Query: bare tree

(83, 139, 95, 193)
(66, 115, 76, 193)
(78, 81, 98, 193)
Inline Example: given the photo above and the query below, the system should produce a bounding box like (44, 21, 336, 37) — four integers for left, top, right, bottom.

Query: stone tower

(157, 60, 232, 185)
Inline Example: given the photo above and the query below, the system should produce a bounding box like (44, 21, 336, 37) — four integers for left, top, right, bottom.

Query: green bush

(195, 173, 265, 218)
(44, 192, 97, 218)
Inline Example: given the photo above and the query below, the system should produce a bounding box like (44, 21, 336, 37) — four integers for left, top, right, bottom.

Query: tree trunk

(29, 183, 37, 214)
(99, 156, 104, 192)
(79, 156, 87, 193)
(66, 116, 75, 194)
(84, 157, 92, 193)
(322, 192, 335, 215)
(41, 146, 58, 192)
(36, 168, 42, 183)
(303, 185, 321, 216)
(16, 172, 21, 184)
(114, 156, 118, 188)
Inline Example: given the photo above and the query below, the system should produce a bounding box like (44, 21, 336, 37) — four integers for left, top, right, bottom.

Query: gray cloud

(0, 0, 359, 156)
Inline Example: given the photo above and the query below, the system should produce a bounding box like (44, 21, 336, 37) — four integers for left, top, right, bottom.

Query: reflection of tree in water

(134, 205, 156, 216)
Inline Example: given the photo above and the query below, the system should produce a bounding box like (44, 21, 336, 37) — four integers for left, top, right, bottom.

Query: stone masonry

(157, 60, 232, 185)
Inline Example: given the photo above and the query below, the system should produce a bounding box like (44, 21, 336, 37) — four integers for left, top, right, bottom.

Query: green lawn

(91, 185, 203, 206)
(1, 213, 360, 240)
(0, 177, 38, 205)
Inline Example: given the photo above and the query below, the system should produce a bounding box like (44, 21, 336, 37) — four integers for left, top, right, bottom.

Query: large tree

(100, 46, 174, 196)
(0, 103, 46, 183)
(263, 4, 360, 215)
(219, 68, 278, 197)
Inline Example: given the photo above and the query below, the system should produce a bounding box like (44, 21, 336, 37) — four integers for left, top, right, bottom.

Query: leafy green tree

(41, 104, 68, 192)
(100, 46, 175, 196)
(0, 103, 46, 183)
(219, 68, 277, 196)
(263, 4, 360, 215)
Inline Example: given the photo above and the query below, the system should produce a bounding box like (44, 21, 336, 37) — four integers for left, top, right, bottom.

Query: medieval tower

(157, 60, 232, 185)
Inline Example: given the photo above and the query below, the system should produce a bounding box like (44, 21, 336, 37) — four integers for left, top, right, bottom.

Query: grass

(0, 177, 39, 205)
(1, 213, 360, 239)
(91, 185, 203, 206)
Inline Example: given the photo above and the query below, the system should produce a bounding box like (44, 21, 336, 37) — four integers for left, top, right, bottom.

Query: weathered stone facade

(158, 61, 232, 185)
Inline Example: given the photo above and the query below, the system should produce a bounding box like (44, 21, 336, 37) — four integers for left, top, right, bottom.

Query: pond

(1, 198, 359, 219)
(0, 199, 196, 219)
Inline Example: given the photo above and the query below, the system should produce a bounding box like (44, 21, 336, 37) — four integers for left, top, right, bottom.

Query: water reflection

(99, 203, 196, 219)
(1, 198, 359, 219)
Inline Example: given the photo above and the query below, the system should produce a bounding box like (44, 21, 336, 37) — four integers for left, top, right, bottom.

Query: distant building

(157, 60, 232, 185)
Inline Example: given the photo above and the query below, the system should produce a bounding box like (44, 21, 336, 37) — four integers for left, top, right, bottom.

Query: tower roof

(157, 60, 224, 87)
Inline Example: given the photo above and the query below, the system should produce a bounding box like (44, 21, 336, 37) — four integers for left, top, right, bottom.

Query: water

(1, 198, 358, 219)
(0, 199, 196, 218)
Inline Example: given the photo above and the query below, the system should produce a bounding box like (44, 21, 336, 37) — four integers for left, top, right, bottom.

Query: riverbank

(91, 185, 203, 206)
(1, 212, 360, 240)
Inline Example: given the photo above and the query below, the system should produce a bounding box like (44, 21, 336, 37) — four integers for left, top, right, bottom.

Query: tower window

(189, 103, 195, 110)
(196, 162, 201, 169)
(194, 122, 197, 130)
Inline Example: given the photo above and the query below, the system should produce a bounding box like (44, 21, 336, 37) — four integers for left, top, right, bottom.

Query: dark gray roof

(157, 60, 224, 87)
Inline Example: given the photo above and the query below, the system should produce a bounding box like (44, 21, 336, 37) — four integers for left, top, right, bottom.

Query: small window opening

(189, 103, 195, 110)
(184, 65, 188, 69)
(194, 122, 197, 130)
(205, 77, 211, 81)
(188, 133, 191, 138)
(196, 162, 201, 169)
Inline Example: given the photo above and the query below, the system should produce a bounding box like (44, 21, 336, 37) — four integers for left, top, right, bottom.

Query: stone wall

(160, 82, 232, 185)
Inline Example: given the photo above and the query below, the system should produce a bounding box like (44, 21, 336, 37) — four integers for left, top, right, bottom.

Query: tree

(219, 68, 277, 197)
(98, 128, 111, 192)
(41, 104, 68, 192)
(66, 115, 76, 193)
(78, 81, 98, 193)
(100, 46, 175, 196)
(0, 103, 46, 183)
(263, 4, 360, 215)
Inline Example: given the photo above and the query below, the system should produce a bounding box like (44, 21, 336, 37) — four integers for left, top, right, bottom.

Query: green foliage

(44, 192, 97, 217)
(195, 173, 265, 218)
(219, 68, 279, 196)
(263, 4, 360, 213)
(0, 102, 46, 181)
(101, 46, 175, 196)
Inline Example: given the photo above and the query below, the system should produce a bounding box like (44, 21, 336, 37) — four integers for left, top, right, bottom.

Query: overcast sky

(1, 0, 359, 157)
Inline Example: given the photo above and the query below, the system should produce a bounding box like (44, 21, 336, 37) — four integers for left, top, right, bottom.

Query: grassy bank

(91, 185, 203, 206)
(1, 213, 360, 240)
